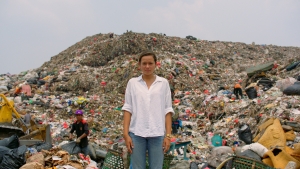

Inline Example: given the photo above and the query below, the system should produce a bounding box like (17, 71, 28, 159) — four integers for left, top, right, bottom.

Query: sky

(1, 0, 300, 74)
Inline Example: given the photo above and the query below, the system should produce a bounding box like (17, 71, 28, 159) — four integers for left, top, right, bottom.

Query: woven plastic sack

(33, 142, 52, 152)
(207, 146, 234, 167)
(60, 141, 81, 155)
(257, 119, 286, 150)
(285, 130, 296, 141)
(263, 148, 300, 169)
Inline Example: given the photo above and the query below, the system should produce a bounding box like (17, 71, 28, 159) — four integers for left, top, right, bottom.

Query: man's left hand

(163, 137, 171, 153)
(75, 138, 81, 143)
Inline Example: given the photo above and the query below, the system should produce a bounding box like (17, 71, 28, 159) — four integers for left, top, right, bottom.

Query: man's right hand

(69, 134, 73, 141)
(124, 134, 134, 154)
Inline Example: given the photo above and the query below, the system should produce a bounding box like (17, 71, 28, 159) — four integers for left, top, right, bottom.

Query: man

(24, 111, 31, 126)
(23, 110, 31, 134)
(234, 82, 243, 99)
(69, 110, 89, 156)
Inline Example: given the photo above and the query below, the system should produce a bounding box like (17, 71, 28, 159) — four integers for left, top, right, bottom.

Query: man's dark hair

(138, 51, 157, 63)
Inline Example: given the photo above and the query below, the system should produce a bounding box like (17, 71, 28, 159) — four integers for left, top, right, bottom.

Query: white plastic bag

(276, 77, 297, 91)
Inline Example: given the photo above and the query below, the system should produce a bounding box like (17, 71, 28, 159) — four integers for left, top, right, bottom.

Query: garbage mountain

(1, 32, 300, 169)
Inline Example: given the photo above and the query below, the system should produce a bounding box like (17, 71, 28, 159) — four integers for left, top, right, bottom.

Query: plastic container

(95, 149, 107, 159)
(102, 149, 125, 169)
(217, 155, 275, 169)
(211, 134, 222, 147)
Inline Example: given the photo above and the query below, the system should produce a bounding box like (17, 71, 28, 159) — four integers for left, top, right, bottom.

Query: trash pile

(1, 31, 300, 168)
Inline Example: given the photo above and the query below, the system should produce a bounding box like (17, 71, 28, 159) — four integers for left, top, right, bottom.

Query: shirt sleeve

(165, 80, 175, 115)
(122, 79, 133, 113)
(84, 123, 89, 135)
(70, 123, 75, 133)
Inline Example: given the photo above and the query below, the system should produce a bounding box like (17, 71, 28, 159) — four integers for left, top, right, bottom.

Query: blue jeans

(129, 132, 164, 169)
(81, 145, 89, 156)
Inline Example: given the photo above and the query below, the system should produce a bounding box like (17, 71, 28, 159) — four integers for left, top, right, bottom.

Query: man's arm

(78, 123, 89, 140)
(78, 133, 87, 140)
(69, 123, 75, 139)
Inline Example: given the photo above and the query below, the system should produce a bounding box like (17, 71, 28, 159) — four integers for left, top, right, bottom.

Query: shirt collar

(138, 75, 162, 82)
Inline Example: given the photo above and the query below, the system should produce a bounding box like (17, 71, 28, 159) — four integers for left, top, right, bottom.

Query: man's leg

(129, 132, 147, 169)
(147, 136, 164, 169)
(81, 146, 89, 156)
(238, 88, 243, 99)
(234, 88, 239, 99)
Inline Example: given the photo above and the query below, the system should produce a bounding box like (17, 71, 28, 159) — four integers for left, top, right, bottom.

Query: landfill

(0, 31, 300, 169)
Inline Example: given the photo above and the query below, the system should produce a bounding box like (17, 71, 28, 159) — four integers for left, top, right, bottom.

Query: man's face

(76, 114, 83, 121)
(139, 55, 156, 76)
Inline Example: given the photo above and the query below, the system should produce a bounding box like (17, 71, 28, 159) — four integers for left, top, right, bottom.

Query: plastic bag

(0, 134, 20, 149)
(283, 82, 300, 95)
(33, 142, 52, 152)
(238, 124, 252, 144)
(190, 162, 198, 169)
(0, 145, 27, 169)
(86, 160, 98, 169)
(241, 142, 268, 157)
(0, 146, 10, 161)
(60, 141, 81, 155)
(245, 87, 257, 99)
(276, 77, 297, 91)
(37, 80, 46, 86)
(0, 86, 8, 93)
(27, 77, 38, 84)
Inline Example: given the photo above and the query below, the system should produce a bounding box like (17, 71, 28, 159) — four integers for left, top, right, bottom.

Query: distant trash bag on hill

(286, 61, 300, 71)
(245, 87, 257, 99)
(283, 81, 300, 95)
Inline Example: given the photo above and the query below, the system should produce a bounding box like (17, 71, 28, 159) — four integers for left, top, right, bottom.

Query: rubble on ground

(1, 32, 300, 169)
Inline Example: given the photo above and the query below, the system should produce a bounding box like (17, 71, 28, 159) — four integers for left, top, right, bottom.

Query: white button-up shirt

(122, 75, 174, 137)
